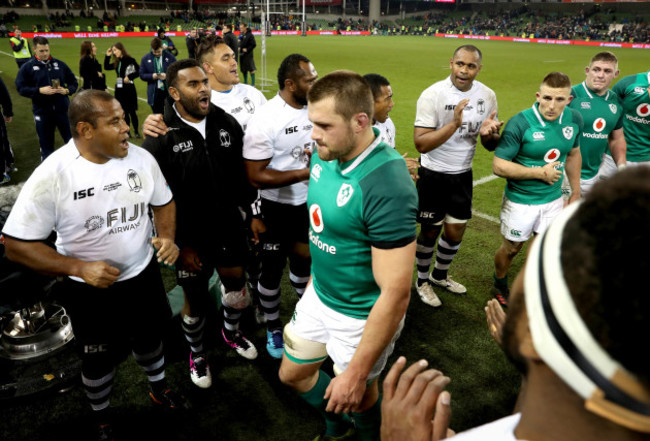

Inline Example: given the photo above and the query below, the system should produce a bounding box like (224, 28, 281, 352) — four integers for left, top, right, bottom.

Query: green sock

(299, 370, 351, 437)
(251, 73, 256, 87)
(243, 72, 248, 84)
(493, 273, 508, 289)
(351, 395, 381, 441)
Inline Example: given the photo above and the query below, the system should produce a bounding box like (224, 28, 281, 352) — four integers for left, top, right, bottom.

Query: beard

(316, 126, 356, 162)
(178, 90, 210, 120)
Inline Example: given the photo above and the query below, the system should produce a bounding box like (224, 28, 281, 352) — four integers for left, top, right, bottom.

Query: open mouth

(199, 95, 210, 110)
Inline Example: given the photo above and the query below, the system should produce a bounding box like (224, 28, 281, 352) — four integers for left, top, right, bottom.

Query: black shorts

(57, 257, 171, 361)
(416, 167, 473, 224)
(260, 199, 309, 252)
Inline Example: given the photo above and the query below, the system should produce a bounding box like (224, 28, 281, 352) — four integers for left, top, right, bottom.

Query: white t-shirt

(210, 84, 267, 132)
(452, 413, 521, 441)
(375, 116, 396, 149)
(415, 77, 497, 173)
(2, 139, 173, 282)
(242, 94, 314, 206)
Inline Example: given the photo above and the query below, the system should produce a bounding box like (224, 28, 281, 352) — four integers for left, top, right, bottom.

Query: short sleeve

(2, 167, 57, 241)
(495, 114, 527, 161)
(243, 113, 275, 161)
(414, 88, 439, 129)
(361, 159, 418, 249)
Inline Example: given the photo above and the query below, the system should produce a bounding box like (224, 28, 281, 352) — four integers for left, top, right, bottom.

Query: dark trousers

(34, 110, 72, 161)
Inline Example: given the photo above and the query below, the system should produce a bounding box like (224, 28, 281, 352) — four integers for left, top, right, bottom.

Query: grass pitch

(0, 35, 648, 440)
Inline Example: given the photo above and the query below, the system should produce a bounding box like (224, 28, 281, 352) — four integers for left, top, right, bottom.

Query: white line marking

(473, 174, 498, 187)
(472, 209, 500, 225)
(472, 174, 500, 224)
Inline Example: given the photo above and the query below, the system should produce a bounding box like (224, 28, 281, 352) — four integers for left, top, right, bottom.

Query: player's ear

(614, 69, 620, 79)
(77, 121, 94, 139)
(168, 86, 180, 101)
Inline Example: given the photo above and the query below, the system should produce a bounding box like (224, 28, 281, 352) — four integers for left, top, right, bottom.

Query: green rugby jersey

(308, 129, 418, 319)
(570, 82, 623, 180)
(613, 71, 650, 162)
(496, 103, 583, 205)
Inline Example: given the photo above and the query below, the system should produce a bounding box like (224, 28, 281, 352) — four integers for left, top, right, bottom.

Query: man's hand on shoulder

(143, 113, 168, 138)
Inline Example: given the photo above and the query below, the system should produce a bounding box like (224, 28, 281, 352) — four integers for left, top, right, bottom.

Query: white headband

(524, 202, 650, 433)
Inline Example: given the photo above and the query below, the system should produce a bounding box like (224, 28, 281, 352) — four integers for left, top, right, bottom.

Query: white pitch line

(472, 209, 500, 225)
(473, 173, 498, 187)
(472, 174, 500, 225)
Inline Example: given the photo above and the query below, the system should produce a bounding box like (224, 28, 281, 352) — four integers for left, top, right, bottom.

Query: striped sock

(431, 235, 461, 281)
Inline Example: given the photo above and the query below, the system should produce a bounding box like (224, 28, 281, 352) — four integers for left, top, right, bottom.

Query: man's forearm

(4, 237, 84, 279)
(346, 287, 410, 379)
(414, 123, 458, 154)
(152, 200, 176, 240)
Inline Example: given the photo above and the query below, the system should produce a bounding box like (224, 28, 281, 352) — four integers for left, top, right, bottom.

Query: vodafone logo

(309, 204, 324, 233)
(544, 149, 561, 163)
(637, 103, 650, 117)
(593, 117, 606, 133)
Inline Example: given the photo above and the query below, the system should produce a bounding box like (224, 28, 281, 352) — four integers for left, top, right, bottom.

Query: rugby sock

(431, 235, 461, 281)
(351, 396, 382, 441)
(258, 282, 281, 325)
(251, 73, 256, 87)
(132, 342, 167, 395)
(82, 368, 115, 411)
(416, 240, 435, 286)
(181, 314, 205, 356)
(289, 271, 309, 299)
(243, 72, 248, 84)
(493, 273, 508, 291)
(222, 305, 242, 332)
(299, 370, 351, 437)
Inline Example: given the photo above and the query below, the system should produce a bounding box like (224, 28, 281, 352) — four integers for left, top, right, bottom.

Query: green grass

(1, 35, 648, 440)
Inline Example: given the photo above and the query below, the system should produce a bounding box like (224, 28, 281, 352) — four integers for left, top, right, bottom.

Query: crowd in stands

(0, 5, 648, 42)
(414, 5, 649, 42)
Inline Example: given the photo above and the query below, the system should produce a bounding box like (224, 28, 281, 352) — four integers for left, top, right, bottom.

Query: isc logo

(74, 187, 95, 200)
(285, 126, 298, 134)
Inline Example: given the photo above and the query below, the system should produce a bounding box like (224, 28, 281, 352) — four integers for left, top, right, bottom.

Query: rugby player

(279, 70, 417, 441)
(565, 51, 625, 196)
(414, 45, 502, 307)
(243, 53, 317, 359)
(491, 72, 582, 306)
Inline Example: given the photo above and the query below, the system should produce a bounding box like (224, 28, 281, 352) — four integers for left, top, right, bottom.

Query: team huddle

(2, 38, 650, 441)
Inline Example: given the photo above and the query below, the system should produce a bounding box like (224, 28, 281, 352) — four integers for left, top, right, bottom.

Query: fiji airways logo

(593, 118, 606, 132)
(532, 132, 545, 141)
(636, 103, 650, 117)
(544, 149, 561, 163)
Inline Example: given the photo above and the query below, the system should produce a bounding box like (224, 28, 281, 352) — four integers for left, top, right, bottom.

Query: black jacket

(15, 56, 78, 114)
(79, 55, 106, 90)
(142, 99, 255, 250)
(223, 30, 239, 63)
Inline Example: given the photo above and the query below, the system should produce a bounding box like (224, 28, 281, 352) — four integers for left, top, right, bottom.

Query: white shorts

(285, 283, 404, 380)
(562, 172, 600, 200)
(598, 153, 617, 181)
(500, 196, 564, 242)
